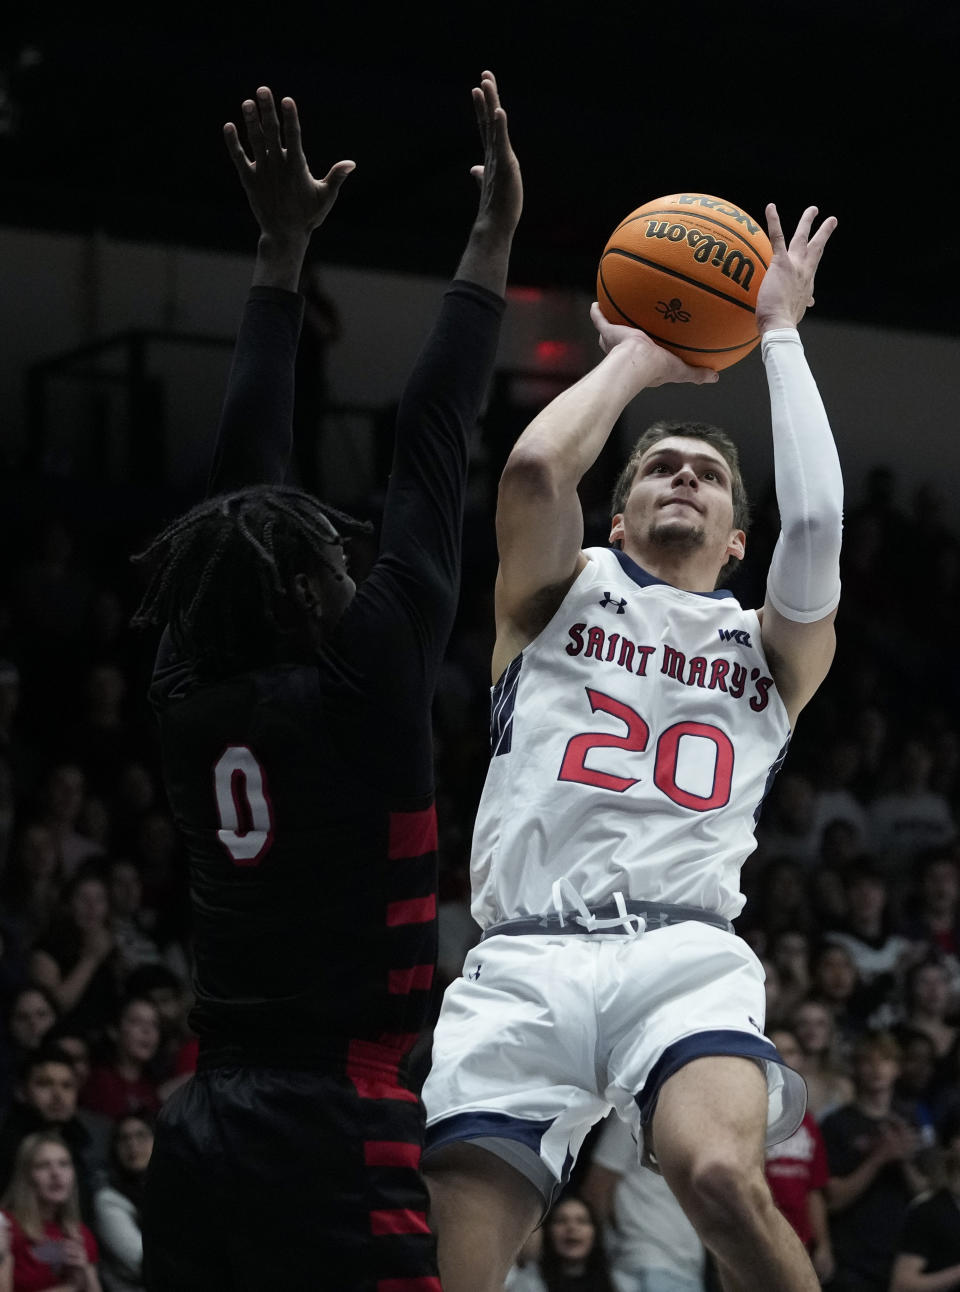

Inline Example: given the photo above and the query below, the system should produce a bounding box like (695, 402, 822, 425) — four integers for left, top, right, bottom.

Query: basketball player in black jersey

(134, 74, 521, 1290)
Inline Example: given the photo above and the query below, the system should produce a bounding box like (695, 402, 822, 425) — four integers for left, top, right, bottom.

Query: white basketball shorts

(422, 921, 806, 1207)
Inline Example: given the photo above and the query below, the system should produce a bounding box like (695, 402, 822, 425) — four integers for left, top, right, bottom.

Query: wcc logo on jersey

(718, 627, 752, 648)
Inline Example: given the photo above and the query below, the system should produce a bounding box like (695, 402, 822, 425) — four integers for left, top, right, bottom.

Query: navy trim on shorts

(424, 1110, 555, 1157)
(423, 1111, 565, 1212)
(635, 1028, 784, 1125)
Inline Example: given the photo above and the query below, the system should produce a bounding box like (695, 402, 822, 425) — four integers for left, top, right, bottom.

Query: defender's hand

(224, 87, 355, 243)
(469, 70, 522, 235)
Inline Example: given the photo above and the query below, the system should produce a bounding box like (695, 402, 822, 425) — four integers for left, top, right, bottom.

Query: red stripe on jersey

(377, 1281, 442, 1292)
(388, 807, 438, 860)
(370, 1209, 431, 1237)
(346, 1040, 418, 1103)
(386, 894, 437, 927)
(364, 1140, 422, 1169)
(388, 964, 435, 994)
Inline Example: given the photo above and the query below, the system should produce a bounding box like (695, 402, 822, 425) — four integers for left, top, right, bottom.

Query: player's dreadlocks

(131, 485, 372, 673)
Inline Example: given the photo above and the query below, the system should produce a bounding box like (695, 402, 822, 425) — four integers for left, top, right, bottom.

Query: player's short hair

(131, 485, 371, 673)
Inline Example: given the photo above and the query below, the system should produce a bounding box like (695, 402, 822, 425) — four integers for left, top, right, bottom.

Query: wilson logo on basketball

(644, 222, 758, 291)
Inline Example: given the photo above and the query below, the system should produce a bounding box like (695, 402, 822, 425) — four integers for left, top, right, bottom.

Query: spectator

(2, 825, 64, 950)
(824, 861, 914, 986)
(869, 739, 956, 870)
(0, 1045, 106, 1221)
(92, 1113, 154, 1292)
(80, 998, 161, 1121)
(0, 1130, 101, 1290)
(900, 959, 959, 1082)
(28, 869, 118, 1041)
(811, 739, 870, 856)
(506, 1195, 616, 1292)
(768, 930, 812, 1026)
(810, 941, 871, 1046)
(34, 765, 104, 880)
(763, 1028, 834, 1284)
(822, 1031, 928, 1291)
(581, 1112, 706, 1291)
(6, 989, 59, 1059)
(105, 861, 160, 978)
(121, 966, 194, 1104)
(895, 1029, 941, 1128)
(903, 850, 960, 967)
(792, 998, 854, 1121)
(889, 1111, 960, 1292)
(754, 773, 821, 867)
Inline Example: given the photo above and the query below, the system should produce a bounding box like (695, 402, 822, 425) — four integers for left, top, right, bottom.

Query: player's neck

(619, 540, 723, 594)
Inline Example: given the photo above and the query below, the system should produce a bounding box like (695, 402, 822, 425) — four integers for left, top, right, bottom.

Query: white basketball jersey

(471, 547, 791, 926)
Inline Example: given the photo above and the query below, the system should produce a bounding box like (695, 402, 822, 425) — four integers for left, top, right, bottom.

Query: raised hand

(469, 70, 522, 236)
(224, 87, 355, 246)
(755, 203, 837, 334)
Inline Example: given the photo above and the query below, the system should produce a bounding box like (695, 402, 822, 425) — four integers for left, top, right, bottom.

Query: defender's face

(609, 437, 744, 570)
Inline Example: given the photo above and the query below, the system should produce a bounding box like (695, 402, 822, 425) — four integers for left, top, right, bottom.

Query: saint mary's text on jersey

(565, 621, 775, 712)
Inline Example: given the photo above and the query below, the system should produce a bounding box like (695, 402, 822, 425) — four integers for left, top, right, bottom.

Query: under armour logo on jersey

(467, 963, 482, 981)
(718, 628, 753, 647)
(599, 592, 627, 614)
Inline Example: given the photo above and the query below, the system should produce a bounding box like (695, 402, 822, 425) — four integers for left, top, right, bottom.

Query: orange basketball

(596, 193, 772, 370)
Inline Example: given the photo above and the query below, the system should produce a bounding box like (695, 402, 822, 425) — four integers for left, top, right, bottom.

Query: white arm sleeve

(762, 327, 843, 622)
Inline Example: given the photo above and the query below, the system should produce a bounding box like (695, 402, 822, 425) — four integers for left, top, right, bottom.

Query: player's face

(30, 1143, 74, 1206)
(610, 437, 744, 573)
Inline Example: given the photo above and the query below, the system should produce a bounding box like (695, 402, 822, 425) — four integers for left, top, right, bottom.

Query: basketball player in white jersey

(422, 203, 841, 1292)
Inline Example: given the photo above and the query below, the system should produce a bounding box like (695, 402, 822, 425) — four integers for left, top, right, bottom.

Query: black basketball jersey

(150, 282, 505, 1078)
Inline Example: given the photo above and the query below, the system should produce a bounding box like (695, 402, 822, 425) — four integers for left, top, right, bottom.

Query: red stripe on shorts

(346, 1040, 418, 1103)
(388, 964, 435, 994)
(377, 1281, 442, 1292)
(364, 1140, 422, 1169)
(388, 807, 438, 860)
(386, 894, 436, 927)
(370, 1209, 431, 1237)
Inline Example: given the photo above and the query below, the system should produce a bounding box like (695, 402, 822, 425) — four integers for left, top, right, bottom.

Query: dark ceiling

(2, 5, 956, 336)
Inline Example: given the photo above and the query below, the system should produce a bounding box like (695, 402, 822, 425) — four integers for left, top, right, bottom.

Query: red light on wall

(508, 286, 544, 303)
(536, 340, 576, 365)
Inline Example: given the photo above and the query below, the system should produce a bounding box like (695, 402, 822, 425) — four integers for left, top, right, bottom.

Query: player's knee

(674, 1152, 770, 1238)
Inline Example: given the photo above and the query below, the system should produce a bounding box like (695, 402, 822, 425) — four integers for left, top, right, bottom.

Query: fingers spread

(321, 159, 357, 193)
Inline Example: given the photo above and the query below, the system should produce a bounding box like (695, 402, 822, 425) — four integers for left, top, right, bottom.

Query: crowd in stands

(1, 443, 958, 1288)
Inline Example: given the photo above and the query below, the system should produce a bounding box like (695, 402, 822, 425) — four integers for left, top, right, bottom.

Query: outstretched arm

(208, 88, 354, 495)
(492, 304, 717, 681)
(756, 203, 842, 727)
(366, 72, 521, 687)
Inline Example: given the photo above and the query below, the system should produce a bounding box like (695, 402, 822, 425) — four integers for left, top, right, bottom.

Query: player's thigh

(425, 1141, 543, 1288)
(650, 1054, 768, 1185)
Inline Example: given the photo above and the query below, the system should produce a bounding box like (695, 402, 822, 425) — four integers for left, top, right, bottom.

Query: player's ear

(293, 573, 322, 619)
(727, 528, 746, 562)
(609, 514, 625, 549)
